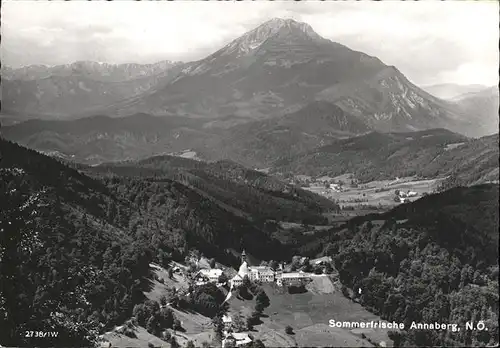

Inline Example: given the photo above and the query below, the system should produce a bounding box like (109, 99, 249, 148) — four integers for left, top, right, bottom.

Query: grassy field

(280, 221, 332, 231)
(228, 281, 393, 347)
(102, 326, 168, 348)
(144, 263, 190, 303)
(304, 176, 441, 208)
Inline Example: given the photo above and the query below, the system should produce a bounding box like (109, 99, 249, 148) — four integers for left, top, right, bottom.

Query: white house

(230, 273, 244, 287)
(276, 271, 310, 286)
(407, 191, 418, 197)
(197, 268, 223, 283)
(329, 183, 341, 191)
(249, 266, 275, 283)
(222, 333, 252, 347)
(222, 314, 232, 329)
(99, 340, 111, 348)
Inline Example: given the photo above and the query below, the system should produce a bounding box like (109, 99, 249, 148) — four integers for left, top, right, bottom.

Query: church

(230, 250, 276, 287)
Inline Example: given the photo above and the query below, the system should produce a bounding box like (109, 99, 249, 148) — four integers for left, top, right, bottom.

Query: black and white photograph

(0, 0, 498, 347)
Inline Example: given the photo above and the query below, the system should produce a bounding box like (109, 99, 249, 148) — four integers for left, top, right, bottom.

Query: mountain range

(422, 83, 489, 100)
(0, 113, 218, 164)
(0, 99, 376, 166)
(1, 60, 180, 82)
(450, 86, 499, 136)
(2, 107, 498, 185)
(271, 129, 499, 184)
(1, 17, 490, 137)
(1, 17, 498, 185)
(1, 61, 183, 119)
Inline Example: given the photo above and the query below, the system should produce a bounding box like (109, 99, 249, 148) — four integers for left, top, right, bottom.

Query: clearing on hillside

(228, 284, 393, 347)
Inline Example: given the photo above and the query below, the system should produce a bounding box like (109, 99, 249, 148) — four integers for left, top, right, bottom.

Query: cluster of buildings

(329, 183, 343, 192)
(189, 252, 334, 347)
(230, 250, 311, 288)
(320, 183, 344, 196)
(394, 189, 418, 203)
(194, 251, 331, 289)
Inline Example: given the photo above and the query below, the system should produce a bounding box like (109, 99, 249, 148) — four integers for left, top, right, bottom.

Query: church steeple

(241, 249, 247, 263)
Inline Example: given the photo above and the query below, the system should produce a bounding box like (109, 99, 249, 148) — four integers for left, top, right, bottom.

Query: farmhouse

(98, 338, 112, 348)
(222, 333, 252, 347)
(329, 183, 342, 192)
(395, 190, 418, 200)
(197, 268, 223, 283)
(222, 314, 232, 329)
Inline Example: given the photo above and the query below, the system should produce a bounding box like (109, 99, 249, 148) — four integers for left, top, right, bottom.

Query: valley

(299, 175, 440, 208)
(2, 136, 498, 348)
(1, 7, 499, 348)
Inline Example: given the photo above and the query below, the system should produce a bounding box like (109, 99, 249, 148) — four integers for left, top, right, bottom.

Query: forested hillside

(0, 139, 336, 346)
(313, 184, 499, 347)
(0, 139, 152, 347)
(101, 175, 291, 263)
(271, 130, 498, 183)
(208, 101, 371, 168)
(91, 156, 338, 225)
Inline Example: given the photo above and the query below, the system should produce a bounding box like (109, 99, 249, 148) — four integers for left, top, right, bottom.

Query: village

(195, 251, 333, 289)
(98, 247, 390, 348)
(94, 250, 336, 348)
(187, 251, 335, 347)
(98, 245, 394, 348)
(95, 175, 425, 348)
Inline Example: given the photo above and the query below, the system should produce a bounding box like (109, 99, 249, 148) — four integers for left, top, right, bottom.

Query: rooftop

(199, 268, 223, 277)
(250, 266, 274, 273)
(232, 274, 243, 280)
(280, 272, 308, 278)
(250, 266, 271, 270)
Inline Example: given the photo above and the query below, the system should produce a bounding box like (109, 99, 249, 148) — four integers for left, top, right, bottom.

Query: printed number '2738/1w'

(25, 331, 59, 338)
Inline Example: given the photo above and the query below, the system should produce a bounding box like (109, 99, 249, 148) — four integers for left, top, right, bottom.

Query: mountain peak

(220, 17, 323, 57)
(254, 17, 322, 41)
(261, 17, 300, 28)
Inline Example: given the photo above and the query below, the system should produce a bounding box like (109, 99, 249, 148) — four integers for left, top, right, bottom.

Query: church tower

(241, 249, 247, 263)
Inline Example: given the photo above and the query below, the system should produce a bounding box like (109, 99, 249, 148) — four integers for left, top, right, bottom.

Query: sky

(1, 0, 498, 86)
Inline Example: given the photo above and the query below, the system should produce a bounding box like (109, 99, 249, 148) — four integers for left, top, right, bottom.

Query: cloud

(1, 0, 498, 86)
